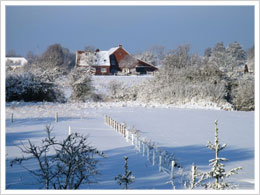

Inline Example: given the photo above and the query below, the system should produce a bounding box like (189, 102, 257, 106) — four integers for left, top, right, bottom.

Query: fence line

(105, 115, 176, 179)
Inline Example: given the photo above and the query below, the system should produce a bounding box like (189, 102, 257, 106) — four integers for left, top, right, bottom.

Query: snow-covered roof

(95, 51, 110, 66)
(6, 57, 28, 66)
(77, 51, 110, 66)
(77, 46, 122, 67)
(108, 47, 119, 55)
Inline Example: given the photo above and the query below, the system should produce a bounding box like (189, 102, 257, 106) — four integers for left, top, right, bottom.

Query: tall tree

(41, 43, 64, 68)
(208, 42, 228, 69)
(226, 41, 246, 70)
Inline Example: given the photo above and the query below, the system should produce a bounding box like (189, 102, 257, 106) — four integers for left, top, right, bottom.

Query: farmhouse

(75, 44, 158, 75)
(6, 57, 28, 69)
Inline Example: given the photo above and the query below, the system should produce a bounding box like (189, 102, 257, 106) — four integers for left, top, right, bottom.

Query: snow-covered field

(5, 101, 255, 190)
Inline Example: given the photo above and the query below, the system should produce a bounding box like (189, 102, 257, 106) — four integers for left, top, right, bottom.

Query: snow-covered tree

(201, 120, 242, 189)
(163, 44, 191, 70)
(226, 41, 246, 71)
(10, 125, 104, 189)
(115, 156, 135, 189)
(119, 55, 138, 71)
(246, 45, 254, 73)
(209, 41, 246, 72)
(134, 51, 157, 66)
(208, 42, 228, 70)
(69, 67, 97, 101)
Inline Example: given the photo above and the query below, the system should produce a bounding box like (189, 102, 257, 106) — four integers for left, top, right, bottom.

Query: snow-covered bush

(231, 74, 254, 111)
(133, 63, 229, 107)
(10, 125, 104, 189)
(107, 80, 124, 97)
(70, 67, 102, 102)
(6, 73, 65, 102)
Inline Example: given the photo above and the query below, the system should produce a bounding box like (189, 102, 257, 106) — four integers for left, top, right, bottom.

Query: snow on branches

(115, 156, 135, 189)
(199, 120, 242, 189)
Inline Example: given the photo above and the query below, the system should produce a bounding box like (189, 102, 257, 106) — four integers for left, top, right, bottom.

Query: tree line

(6, 42, 255, 110)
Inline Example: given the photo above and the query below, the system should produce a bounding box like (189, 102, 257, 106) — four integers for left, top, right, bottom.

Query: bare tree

(6, 49, 21, 57)
(10, 125, 104, 189)
(84, 45, 96, 53)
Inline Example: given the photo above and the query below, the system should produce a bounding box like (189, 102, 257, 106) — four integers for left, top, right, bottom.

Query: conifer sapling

(115, 156, 135, 189)
(202, 120, 242, 189)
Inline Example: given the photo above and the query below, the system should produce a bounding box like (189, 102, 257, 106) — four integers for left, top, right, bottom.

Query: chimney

(118, 44, 122, 48)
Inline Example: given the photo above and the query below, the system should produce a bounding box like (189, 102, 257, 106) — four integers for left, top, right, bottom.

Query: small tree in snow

(115, 156, 135, 189)
(200, 120, 242, 189)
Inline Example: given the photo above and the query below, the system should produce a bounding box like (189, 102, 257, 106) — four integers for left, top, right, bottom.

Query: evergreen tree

(201, 120, 242, 189)
(115, 156, 135, 189)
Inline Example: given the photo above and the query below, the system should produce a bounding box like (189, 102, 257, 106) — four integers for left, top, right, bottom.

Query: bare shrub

(10, 126, 104, 189)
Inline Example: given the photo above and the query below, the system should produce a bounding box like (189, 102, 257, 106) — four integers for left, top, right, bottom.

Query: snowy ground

(5, 102, 254, 190)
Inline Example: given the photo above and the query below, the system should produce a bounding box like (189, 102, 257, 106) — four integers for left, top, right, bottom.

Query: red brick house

(75, 44, 158, 75)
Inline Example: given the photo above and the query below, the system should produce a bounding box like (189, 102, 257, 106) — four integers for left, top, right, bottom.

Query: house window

(101, 67, 107, 73)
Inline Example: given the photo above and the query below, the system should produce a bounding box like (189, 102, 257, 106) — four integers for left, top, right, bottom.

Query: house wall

(93, 66, 110, 75)
(113, 47, 129, 64)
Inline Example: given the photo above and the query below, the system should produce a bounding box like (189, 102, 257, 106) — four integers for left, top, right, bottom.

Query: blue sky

(6, 6, 254, 56)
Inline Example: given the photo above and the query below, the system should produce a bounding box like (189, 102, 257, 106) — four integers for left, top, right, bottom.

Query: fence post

(171, 160, 175, 180)
(135, 136, 139, 149)
(123, 125, 126, 137)
(11, 113, 14, 123)
(126, 130, 129, 142)
(138, 140, 141, 152)
(147, 145, 150, 161)
(153, 150, 156, 166)
(159, 155, 162, 172)
(55, 112, 58, 123)
(142, 142, 145, 156)
(68, 126, 71, 136)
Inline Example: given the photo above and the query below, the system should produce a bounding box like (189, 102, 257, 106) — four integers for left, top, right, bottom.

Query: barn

(75, 44, 158, 75)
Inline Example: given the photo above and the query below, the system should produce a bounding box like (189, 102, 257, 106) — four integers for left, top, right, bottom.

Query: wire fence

(105, 115, 178, 181)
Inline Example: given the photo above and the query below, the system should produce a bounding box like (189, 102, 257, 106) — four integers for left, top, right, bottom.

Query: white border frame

(1, 1, 259, 195)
